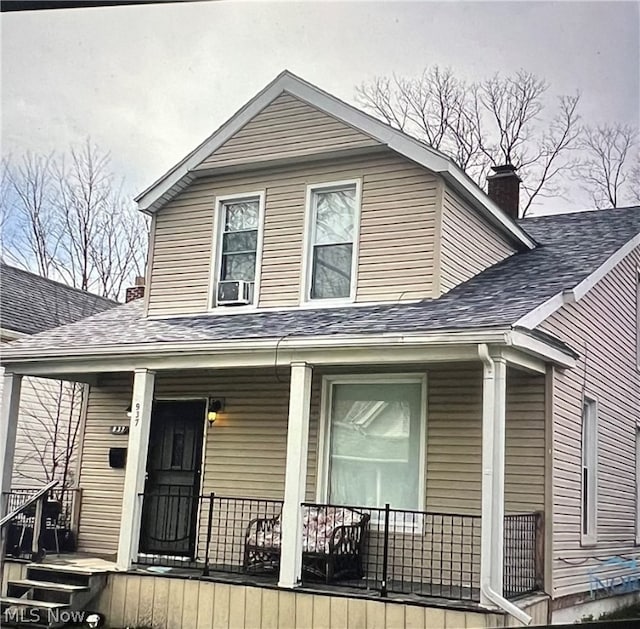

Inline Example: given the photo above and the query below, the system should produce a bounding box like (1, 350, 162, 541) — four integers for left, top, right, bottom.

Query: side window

(305, 181, 360, 302)
(214, 194, 263, 307)
(581, 396, 598, 545)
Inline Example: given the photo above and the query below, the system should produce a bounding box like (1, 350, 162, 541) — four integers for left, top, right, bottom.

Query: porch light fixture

(125, 404, 132, 418)
(208, 398, 224, 426)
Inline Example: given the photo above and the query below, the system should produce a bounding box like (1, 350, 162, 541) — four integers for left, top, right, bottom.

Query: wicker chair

(244, 505, 370, 583)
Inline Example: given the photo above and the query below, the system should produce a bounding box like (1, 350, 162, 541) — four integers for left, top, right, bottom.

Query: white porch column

(117, 368, 155, 570)
(278, 362, 313, 588)
(0, 373, 22, 518)
(479, 350, 507, 604)
(491, 356, 507, 595)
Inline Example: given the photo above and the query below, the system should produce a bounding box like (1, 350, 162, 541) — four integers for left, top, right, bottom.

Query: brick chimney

(487, 164, 521, 219)
(125, 276, 145, 303)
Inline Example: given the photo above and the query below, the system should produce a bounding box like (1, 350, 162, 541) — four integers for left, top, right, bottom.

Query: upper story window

(213, 192, 264, 308)
(303, 180, 361, 303)
(581, 395, 598, 545)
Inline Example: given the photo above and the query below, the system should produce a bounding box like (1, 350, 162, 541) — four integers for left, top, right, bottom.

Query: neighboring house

(0, 263, 117, 489)
(1, 72, 639, 628)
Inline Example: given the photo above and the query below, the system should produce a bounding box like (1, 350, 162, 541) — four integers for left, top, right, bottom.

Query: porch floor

(29, 554, 484, 612)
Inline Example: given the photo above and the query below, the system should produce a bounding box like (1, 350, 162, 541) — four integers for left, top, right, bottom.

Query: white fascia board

(516, 233, 640, 330)
(134, 70, 536, 251)
(513, 293, 567, 331)
(1, 327, 577, 376)
(571, 232, 640, 300)
(0, 328, 27, 342)
(1, 329, 513, 375)
(507, 329, 576, 369)
(440, 165, 537, 250)
(134, 71, 290, 212)
(497, 346, 547, 374)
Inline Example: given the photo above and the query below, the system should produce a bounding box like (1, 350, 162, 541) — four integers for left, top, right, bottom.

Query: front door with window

(139, 400, 206, 557)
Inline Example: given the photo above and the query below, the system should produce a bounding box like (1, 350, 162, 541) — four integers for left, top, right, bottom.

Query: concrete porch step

(0, 596, 69, 609)
(9, 578, 89, 592)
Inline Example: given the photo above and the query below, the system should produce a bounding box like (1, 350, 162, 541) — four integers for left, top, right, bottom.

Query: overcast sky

(2, 0, 639, 215)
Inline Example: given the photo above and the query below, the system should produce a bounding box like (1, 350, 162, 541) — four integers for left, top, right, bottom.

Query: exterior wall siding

(197, 93, 380, 170)
(92, 572, 521, 629)
(0, 365, 82, 489)
(76, 374, 132, 555)
(439, 188, 516, 293)
(539, 247, 640, 599)
(75, 366, 545, 558)
(147, 151, 438, 316)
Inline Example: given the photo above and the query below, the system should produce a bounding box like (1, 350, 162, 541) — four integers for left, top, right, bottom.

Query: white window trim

(208, 191, 265, 312)
(315, 372, 427, 514)
(581, 394, 598, 547)
(300, 179, 362, 306)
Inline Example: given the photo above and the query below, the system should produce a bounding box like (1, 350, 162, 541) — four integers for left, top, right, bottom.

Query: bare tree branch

(1, 137, 149, 300)
(357, 66, 582, 216)
(575, 123, 639, 209)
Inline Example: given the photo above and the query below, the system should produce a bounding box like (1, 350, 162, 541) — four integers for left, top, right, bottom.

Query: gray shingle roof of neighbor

(0, 263, 119, 336)
(2, 206, 639, 354)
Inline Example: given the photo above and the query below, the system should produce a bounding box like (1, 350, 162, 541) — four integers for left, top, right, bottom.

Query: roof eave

(0, 325, 576, 375)
(135, 70, 536, 250)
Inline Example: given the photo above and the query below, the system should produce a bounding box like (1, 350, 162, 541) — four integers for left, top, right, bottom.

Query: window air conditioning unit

(217, 280, 252, 306)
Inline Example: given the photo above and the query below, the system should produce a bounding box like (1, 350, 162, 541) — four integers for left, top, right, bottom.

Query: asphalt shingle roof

(0, 263, 118, 336)
(3, 206, 639, 354)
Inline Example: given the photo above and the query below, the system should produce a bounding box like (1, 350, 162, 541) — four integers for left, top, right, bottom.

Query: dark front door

(139, 400, 206, 557)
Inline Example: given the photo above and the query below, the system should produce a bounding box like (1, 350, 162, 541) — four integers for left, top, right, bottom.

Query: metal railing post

(380, 502, 390, 597)
(203, 492, 214, 577)
(534, 512, 545, 592)
(31, 493, 45, 561)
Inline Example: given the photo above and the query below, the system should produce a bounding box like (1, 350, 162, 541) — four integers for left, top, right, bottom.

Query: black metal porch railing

(204, 495, 283, 576)
(3, 485, 80, 559)
(300, 502, 482, 601)
(135, 491, 283, 576)
(504, 512, 544, 598)
(133, 491, 542, 604)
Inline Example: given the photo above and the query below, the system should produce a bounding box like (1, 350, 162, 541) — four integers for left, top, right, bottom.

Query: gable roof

(3, 206, 638, 361)
(0, 263, 118, 336)
(135, 70, 536, 251)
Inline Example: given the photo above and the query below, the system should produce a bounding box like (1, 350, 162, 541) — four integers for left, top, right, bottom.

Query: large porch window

(319, 375, 426, 510)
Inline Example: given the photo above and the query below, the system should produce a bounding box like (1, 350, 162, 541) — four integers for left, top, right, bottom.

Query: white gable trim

(516, 232, 640, 329)
(135, 71, 536, 250)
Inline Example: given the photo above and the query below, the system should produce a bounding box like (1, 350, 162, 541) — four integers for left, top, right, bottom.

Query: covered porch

(1, 330, 571, 623)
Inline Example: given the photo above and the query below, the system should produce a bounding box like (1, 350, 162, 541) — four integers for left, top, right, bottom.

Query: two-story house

(1, 71, 639, 629)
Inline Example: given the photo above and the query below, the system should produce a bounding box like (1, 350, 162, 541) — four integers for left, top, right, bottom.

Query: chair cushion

(247, 506, 363, 553)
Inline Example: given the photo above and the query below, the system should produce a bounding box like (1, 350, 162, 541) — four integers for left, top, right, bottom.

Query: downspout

(478, 344, 532, 626)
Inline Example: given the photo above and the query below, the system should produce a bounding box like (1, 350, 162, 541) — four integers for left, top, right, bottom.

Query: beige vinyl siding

(76, 374, 132, 555)
(147, 151, 437, 315)
(197, 93, 380, 170)
(0, 365, 82, 489)
(505, 369, 546, 512)
(426, 366, 545, 515)
(76, 364, 545, 556)
(539, 247, 640, 599)
(93, 572, 528, 629)
(154, 370, 291, 499)
(439, 188, 516, 293)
